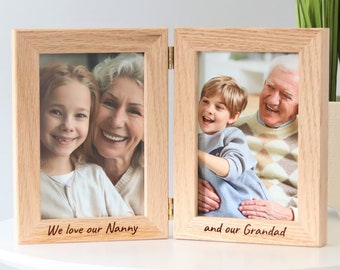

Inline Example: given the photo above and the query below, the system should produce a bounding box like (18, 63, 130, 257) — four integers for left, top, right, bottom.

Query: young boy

(198, 76, 269, 218)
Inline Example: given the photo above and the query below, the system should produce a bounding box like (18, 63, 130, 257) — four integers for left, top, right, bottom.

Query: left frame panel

(12, 28, 169, 244)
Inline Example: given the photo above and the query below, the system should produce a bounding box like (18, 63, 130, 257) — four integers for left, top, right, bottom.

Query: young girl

(198, 76, 269, 218)
(40, 63, 134, 219)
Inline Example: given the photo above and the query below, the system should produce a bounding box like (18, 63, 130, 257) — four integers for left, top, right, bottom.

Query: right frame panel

(173, 27, 329, 247)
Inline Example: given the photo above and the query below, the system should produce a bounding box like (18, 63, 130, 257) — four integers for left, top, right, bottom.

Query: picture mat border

(12, 28, 169, 244)
(173, 28, 329, 247)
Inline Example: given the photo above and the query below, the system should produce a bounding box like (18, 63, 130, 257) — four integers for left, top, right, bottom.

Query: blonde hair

(200, 76, 248, 118)
(40, 63, 99, 165)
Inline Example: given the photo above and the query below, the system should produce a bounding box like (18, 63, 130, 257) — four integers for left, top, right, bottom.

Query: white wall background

(0, 0, 297, 221)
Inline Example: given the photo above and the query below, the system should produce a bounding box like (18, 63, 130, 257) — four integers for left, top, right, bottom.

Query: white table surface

(1, 210, 340, 270)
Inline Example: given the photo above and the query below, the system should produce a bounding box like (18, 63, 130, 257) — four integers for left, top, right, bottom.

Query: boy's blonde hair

(200, 76, 248, 118)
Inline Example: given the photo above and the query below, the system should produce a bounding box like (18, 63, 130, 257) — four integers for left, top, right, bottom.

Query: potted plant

(296, 0, 339, 101)
(296, 0, 340, 215)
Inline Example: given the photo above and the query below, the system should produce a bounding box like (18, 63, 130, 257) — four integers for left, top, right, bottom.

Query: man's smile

(265, 104, 279, 112)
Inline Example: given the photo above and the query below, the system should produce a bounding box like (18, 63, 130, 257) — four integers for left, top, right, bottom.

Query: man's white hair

(264, 54, 299, 81)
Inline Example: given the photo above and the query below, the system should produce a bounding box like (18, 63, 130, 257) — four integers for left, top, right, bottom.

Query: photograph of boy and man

(197, 53, 299, 221)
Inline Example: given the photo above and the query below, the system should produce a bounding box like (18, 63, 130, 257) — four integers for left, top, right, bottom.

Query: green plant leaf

(296, 0, 339, 101)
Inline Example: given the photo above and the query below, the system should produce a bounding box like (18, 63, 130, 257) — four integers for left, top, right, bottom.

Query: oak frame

(173, 28, 329, 246)
(12, 28, 168, 243)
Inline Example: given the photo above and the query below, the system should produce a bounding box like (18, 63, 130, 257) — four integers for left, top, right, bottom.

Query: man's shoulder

(234, 112, 257, 126)
(233, 112, 257, 135)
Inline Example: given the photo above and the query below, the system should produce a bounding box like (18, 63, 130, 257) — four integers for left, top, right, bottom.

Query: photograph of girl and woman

(40, 52, 145, 219)
(197, 53, 299, 221)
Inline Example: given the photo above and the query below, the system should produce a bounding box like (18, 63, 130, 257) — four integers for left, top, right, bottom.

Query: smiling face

(93, 76, 144, 163)
(40, 81, 91, 161)
(198, 94, 238, 135)
(259, 66, 299, 127)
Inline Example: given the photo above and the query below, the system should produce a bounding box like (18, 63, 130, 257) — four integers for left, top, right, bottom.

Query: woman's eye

(102, 100, 116, 108)
(128, 108, 143, 117)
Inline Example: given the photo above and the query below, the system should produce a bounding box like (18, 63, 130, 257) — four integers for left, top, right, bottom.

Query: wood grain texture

(12, 27, 333, 246)
(328, 102, 340, 215)
(12, 28, 169, 244)
(173, 28, 329, 247)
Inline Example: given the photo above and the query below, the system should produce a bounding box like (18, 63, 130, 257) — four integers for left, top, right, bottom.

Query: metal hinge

(168, 46, 174, 70)
(168, 197, 174, 220)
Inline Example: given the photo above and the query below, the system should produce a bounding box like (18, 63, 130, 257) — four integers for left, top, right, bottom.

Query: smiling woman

(93, 76, 144, 172)
(85, 53, 145, 216)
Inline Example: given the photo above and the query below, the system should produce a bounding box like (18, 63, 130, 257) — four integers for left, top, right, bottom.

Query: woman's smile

(93, 76, 144, 161)
(102, 130, 127, 142)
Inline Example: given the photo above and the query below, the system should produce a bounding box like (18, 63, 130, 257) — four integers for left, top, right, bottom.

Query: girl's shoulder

(74, 163, 111, 186)
(75, 163, 105, 175)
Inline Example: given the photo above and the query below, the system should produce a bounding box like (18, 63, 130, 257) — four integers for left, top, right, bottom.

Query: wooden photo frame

(12, 28, 169, 243)
(173, 28, 329, 246)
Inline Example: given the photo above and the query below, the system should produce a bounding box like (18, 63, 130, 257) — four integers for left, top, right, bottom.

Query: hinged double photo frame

(12, 27, 329, 247)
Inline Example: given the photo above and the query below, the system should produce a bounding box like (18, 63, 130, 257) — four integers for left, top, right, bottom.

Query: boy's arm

(198, 149, 230, 177)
